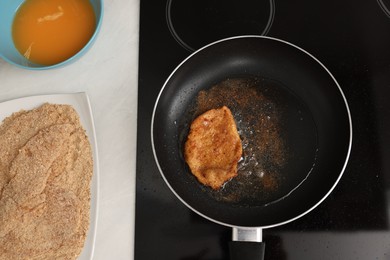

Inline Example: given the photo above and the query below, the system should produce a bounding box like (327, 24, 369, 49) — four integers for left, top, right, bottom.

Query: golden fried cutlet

(184, 106, 242, 190)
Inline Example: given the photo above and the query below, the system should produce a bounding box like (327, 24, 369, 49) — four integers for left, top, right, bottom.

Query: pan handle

(229, 228, 265, 260)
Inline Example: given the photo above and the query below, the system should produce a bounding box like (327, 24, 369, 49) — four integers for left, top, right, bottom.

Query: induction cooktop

(136, 0, 390, 259)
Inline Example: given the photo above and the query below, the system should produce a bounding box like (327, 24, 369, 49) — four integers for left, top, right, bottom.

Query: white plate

(0, 93, 99, 260)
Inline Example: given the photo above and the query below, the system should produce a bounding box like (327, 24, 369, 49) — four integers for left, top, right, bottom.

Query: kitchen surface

(0, 0, 139, 259)
(2, 0, 390, 259)
(136, 0, 390, 259)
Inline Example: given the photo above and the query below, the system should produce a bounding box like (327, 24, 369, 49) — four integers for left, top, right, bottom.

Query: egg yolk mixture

(12, 0, 96, 66)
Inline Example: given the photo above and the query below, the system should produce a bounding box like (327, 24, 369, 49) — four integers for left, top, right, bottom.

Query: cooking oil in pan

(183, 77, 318, 207)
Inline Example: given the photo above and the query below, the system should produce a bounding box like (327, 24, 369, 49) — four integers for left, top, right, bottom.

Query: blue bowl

(0, 0, 103, 70)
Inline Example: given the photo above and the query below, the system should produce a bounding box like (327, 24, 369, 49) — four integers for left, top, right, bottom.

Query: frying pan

(151, 36, 352, 259)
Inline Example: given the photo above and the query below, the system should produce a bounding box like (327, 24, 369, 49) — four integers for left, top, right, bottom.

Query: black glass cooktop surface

(136, 0, 390, 259)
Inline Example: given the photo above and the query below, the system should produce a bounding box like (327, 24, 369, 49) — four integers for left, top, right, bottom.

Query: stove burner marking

(377, 0, 390, 18)
(166, 0, 275, 52)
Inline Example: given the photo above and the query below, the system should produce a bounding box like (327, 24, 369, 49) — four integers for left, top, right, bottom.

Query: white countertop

(0, 0, 140, 259)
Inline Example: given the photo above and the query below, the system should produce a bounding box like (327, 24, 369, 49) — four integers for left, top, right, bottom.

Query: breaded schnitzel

(0, 104, 93, 260)
(184, 106, 242, 190)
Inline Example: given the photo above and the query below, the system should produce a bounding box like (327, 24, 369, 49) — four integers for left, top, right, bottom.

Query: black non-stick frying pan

(151, 36, 352, 259)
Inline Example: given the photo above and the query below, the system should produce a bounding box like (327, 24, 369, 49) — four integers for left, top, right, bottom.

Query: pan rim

(151, 35, 353, 229)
